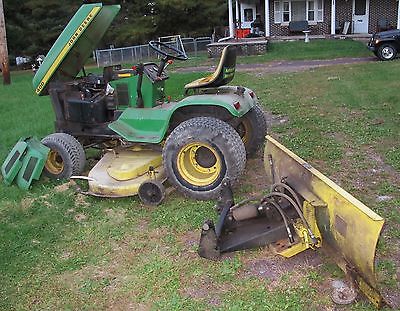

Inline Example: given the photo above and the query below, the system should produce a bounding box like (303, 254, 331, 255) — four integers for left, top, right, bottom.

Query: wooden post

(0, 0, 11, 85)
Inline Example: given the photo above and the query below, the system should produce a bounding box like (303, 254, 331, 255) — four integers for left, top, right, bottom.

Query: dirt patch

(178, 230, 201, 259)
(74, 213, 87, 222)
(362, 145, 400, 184)
(54, 180, 75, 193)
(74, 193, 91, 207)
(135, 219, 149, 232)
(104, 208, 126, 225)
(179, 230, 199, 249)
(20, 197, 35, 209)
(60, 251, 73, 260)
(240, 249, 323, 288)
(240, 156, 269, 194)
(382, 286, 400, 310)
(106, 300, 150, 311)
(180, 276, 228, 306)
(264, 111, 289, 127)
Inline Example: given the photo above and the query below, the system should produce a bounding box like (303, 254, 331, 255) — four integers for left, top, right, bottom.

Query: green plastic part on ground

(32, 3, 121, 96)
(1, 138, 28, 185)
(1, 137, 50, 190)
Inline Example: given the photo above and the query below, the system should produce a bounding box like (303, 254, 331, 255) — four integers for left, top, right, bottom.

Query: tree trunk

(0, 0, 11, 85)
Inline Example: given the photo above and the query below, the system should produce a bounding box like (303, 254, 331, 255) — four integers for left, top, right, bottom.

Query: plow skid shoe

(264, 135, 385, 307)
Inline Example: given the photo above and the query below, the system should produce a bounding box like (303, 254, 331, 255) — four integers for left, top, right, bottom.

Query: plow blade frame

(264, 135, 384, 306)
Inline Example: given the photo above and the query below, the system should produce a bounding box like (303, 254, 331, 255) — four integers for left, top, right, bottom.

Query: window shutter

(274, 1, 282, 23)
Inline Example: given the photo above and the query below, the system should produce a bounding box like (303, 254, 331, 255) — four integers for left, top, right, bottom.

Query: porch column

(236, 0, 240, 26)
(398, 0, 400, 29)
(331, 0, 336, 35)
(228, 0, 235, 37)
(265, 0, 270, 36)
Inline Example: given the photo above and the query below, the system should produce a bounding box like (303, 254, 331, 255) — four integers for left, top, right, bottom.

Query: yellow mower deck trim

(106, 149, 162, 181)
(88, 149, 165, 197)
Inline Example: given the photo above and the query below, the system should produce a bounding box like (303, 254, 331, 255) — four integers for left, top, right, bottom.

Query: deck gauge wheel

(138, 180, 166, 206)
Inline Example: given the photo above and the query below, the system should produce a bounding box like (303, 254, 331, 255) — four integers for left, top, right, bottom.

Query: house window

(274, 0, 323, 23)
(283, 2, 290, 22)
(244, 8, 254, 22)
(308, 1, 315, 20)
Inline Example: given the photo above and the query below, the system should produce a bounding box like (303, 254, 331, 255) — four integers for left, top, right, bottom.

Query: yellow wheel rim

(237, 118, 252, 146)
(177, 142, 222, 187)
(45, 150, 64, 175)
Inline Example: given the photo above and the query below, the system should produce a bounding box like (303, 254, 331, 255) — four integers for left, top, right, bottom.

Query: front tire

(235, 104, 267, 156)
(163, 117, 246, 200)
(377, 43, 397, 61)
(41, 133, 86, 179)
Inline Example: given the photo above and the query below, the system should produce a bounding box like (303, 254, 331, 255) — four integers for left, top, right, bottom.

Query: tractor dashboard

(143, 63, 169, 83)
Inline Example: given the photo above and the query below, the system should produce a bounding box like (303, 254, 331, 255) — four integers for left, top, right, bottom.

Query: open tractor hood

(32, 3, 120, 96)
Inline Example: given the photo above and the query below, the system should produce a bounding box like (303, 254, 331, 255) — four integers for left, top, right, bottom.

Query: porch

(227, 0, 400, 37)
(269, 33, 372, 42)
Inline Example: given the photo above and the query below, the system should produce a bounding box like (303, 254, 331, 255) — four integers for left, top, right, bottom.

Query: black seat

(184, 45, 237, 90)
(289, 21, 309, 33)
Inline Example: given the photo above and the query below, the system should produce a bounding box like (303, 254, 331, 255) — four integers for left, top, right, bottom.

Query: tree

(152, 0, 227, 38)
(0, 0, 10, 84)
(3, 0, 227, 57)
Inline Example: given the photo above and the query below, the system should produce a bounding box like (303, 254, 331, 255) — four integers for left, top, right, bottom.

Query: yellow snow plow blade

(264, 135, 385, 307)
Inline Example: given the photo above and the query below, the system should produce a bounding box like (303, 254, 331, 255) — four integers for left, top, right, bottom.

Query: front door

(353, 0, 369, 33)
(241, 2, 256, 29)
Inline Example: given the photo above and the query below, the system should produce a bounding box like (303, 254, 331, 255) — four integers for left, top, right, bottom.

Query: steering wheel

(149, 41, 188, 61)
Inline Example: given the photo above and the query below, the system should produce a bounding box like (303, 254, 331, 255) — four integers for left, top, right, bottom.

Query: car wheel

(41, 133, 86, 179)
(235, 103, 268, 157)
(377, 44, 397, 61)
(163, 117, 246, 200)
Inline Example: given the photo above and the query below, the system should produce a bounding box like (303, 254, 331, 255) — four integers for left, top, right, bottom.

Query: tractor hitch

(198, 178, 315, 260)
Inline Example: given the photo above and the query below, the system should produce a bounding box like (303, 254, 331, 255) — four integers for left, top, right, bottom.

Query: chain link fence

(95, 37, 212, 67)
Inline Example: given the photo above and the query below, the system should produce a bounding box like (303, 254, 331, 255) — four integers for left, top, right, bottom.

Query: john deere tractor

(30, 3, 266, 202)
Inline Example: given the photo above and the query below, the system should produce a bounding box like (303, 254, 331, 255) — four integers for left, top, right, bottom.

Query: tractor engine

(47, 75, 119, 142)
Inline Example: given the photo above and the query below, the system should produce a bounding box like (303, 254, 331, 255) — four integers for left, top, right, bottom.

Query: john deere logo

(223, 67, 235, 80)
(35, 7, 100, 94)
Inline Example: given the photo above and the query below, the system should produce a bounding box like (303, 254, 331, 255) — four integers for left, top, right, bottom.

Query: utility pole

(0, 0, 11, 85)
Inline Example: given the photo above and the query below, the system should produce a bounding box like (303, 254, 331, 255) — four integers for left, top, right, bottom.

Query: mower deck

(87, 147, 165, 198)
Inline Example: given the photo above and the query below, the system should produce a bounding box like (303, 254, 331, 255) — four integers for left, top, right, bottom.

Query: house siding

(368, 0, 398, 34)
(335, 0, 353, 33)
(269, 0, 331, 36)
(265, 0, 398, 36)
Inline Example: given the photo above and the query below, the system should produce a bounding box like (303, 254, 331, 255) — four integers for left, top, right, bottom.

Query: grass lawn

(172, 39, 371, 68)
(0, 54, 399, 310)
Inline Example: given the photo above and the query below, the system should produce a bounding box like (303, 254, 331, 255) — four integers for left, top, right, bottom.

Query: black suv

(368, 29, 400, 61)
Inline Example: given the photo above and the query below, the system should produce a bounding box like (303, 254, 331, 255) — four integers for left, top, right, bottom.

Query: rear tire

(41, 133, 86, 179)
(377, 43, 397, 61)
(163, 117, 246, 200)
(235, 104, 267, 156)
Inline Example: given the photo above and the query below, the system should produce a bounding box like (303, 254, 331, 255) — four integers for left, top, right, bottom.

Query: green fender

(108, 86, 257, 143)
(1, 137, 50, 190)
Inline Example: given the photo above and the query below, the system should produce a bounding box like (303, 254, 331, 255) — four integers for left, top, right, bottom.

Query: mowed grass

(0, 56, 399, 310)
(172, 39, 371, 68)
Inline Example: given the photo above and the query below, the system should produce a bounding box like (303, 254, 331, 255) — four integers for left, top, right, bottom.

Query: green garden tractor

(29, 3, 266, 203)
